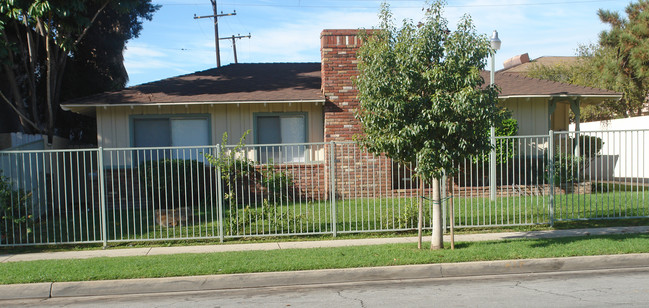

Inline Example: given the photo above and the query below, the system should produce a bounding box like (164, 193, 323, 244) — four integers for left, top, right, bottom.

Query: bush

(140, 159, 212, 208)
(205, 131, 255, 206)
(383, 201, 430, 230)
(0, 175, 33, 244)
(547, 154, 584, 186)
(474, 117, 519, 164)
(226, 199, 305, 235)
(205, 130, 297, 206)
(572, 135, 603, 157)
(259, 165, 295, 203)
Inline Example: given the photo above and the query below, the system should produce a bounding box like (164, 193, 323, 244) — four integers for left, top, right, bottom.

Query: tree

(355, 1, 504, 250)
(0, 0, 158, 142)
(597, 0, 649, 118)
(526, 1, 649, 121)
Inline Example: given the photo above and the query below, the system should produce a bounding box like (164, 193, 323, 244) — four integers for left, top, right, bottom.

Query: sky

(123, 0, 629, 87)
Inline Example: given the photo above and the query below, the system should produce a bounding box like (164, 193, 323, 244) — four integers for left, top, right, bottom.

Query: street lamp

(490, 30, 501, 85)
(489, 30, 501, 201)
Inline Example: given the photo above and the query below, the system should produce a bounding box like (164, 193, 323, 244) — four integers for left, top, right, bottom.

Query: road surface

(3, 267, 649, 307)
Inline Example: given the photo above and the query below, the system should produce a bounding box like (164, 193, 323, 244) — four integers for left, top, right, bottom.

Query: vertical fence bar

(215, 144, 225, 242)
(97, 147, 108, 248)
(548, 130, 555, 226)
(329, 141, 337, 237)
(489, 127, 496, 201)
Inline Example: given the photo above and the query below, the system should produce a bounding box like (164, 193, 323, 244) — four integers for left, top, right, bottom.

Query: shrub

(204, 131, 255, 206)
(140, 159, 211, 208)
(226, 199, 305, 235)
(547, 154, 584, 186)
(573, 135, 604, 157)
(474, 117, 519, 164)
(259, 165, 295, 203)
(383, 201, 430, 230)
(0, 175, 33, 244)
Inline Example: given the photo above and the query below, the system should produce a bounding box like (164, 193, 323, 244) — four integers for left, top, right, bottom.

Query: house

(500, 53, 649, 117)
(60, 29, 621, 198)
(62, 30, 620, 150)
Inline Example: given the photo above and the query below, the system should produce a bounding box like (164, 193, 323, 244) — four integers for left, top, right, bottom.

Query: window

(132, 116, 210, 161)
(255, 113, 307, 163)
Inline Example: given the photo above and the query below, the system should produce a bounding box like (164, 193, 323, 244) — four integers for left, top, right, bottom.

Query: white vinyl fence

(1, 130, 647, 247)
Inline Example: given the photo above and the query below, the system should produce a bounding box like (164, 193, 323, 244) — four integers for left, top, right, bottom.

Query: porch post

(570, 98, 581, 158)
(548, 98, 557, 132)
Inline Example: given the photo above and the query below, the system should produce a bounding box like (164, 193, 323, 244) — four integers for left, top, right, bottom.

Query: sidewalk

(1, 226, 649, 301)
(2, 226, 649, 263)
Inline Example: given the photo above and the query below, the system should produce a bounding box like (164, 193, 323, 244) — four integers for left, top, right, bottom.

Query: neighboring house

(501, 54, 580, 75)
(501, 53, 649, 116)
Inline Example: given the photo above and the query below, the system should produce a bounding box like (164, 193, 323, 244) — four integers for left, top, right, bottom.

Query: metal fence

(1, 129, 647, 246)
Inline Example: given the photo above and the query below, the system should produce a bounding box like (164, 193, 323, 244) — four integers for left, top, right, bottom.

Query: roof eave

(498, 94, 622, 104)
(61, 99, 327, 113)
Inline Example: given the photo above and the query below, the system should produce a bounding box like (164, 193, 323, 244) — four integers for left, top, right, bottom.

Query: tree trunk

(430, 177, 443, 250)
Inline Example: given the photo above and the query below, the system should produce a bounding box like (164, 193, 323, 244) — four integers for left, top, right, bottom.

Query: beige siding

(501, 98, 549, 136)
(551, 102, 570, 132)
(96, 103, 325, 148)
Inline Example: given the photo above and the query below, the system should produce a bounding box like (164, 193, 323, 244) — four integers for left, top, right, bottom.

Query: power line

(163, 0, 621, 9)
(193, 0, 236, 67)
(220, 33, 251, 64)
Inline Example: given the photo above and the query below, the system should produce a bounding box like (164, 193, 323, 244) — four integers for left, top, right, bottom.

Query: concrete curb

(3, 253, 649, 300)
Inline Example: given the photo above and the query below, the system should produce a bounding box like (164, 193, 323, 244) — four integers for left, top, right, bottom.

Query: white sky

(123, 0, 628, 86)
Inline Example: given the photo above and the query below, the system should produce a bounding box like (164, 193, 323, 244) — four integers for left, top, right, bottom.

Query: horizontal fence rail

(1, 129, 647, 246)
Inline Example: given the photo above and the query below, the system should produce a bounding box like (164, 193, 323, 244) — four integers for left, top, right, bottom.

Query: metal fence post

(489, 127, 497, 201)
(329, 141, 337, 237)
(97, 147, 108, 248)
(216, 144, 225, 243)
(548, 130, 555, 226)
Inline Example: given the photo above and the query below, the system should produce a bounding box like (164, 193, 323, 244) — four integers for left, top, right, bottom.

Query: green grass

(3, 183, 647, 245)
(2, 190, 649, 243)
(1, 232, 649, 285)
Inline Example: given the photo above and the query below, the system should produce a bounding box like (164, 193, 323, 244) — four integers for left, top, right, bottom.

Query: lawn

(1, 232, 649, 284)
(2, 182, 647, 246)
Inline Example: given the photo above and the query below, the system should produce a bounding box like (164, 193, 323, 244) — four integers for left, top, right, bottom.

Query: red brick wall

(321, 29, 365, 142)
(320, 29, 392, 198)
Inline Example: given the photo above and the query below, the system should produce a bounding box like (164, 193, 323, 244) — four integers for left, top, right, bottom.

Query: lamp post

(489, 30, 501, 201)
(490, 30, 501, 85)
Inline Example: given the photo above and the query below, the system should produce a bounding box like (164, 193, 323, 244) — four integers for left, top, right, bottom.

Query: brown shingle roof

(501, 56, 580, 74)
(63, 62, 620, 114)
(483, 71, 620, 98)
(63, 63, 324, 107)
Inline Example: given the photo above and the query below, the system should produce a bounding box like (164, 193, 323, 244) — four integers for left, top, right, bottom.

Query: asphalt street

(3, 267, 649, 307)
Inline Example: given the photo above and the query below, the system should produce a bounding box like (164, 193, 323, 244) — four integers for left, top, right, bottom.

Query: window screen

(256, 114, 306, 163)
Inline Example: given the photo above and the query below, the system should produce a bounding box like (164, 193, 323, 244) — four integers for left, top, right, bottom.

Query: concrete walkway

(1, 226, 649, 301)
(2, 226, 649, 263)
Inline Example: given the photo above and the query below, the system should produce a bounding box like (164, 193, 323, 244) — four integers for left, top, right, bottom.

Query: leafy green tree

(596, 1, 649, 118)
(0, 0, 158, 142)
(527, 0, 649, 122)
(355, 1, 504, 249)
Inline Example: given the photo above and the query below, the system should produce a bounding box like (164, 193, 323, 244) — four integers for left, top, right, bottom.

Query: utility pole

(220, 33, 251, 64)
(194, 1, 235, 67)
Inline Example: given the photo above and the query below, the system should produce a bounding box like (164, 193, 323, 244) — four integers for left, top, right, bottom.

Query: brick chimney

(321, 29, 364, 142)
(320, 29, 392, 198)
